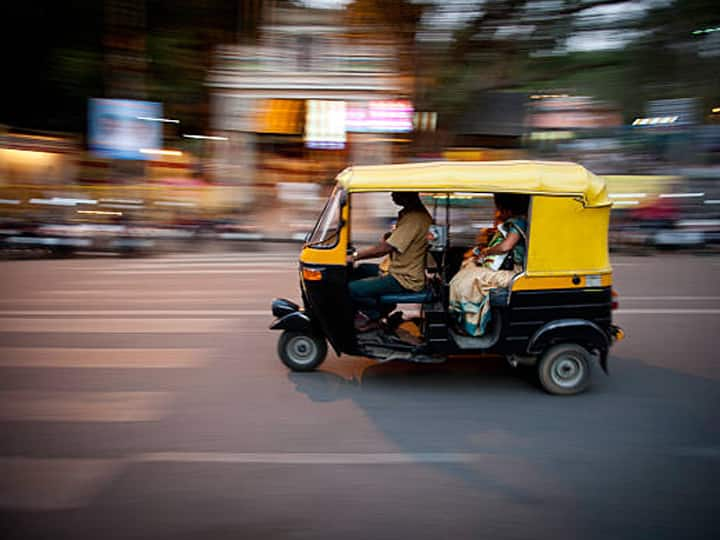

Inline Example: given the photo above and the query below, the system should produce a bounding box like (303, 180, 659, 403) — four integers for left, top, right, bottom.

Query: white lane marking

(0, 318, 240, 333)
(0, 298, 252, 305)
(75, 276, 283, 286)
(0, 348, 209, 368)
(0, 391, 172, 422)
(43, 289, 248, 296)
(0, 310, 267, 317)
(621, 296, 720, 300)
(156, 253, 298, 260)
(81, 261, 294, 270)
(148, 255, 296, 261)
(102, 269, 292, 275)
(27, 293, 720, 302)
(615, 309, 720, 314)
(136, 452, 490, 465)
(60, 255, 297, 267)
(0, 458, 123, 510)
(2, 307, 719, 322)
(4, 308, 720, 317)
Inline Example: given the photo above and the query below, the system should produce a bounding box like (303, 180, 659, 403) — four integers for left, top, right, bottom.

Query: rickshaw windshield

(306, 187, 345, 248)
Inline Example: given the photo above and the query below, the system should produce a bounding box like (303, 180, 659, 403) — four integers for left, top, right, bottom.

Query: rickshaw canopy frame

(336, 160, 611, 208)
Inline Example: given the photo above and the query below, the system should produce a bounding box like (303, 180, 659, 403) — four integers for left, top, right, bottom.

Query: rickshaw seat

(379, 288, 435, 305)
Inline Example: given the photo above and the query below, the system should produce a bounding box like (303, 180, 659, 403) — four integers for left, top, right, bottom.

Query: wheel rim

(550, 353, 585, 389)
(286, 335, 318, 366)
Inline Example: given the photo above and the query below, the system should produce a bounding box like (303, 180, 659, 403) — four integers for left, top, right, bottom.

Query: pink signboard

(346, 100, 414, 133)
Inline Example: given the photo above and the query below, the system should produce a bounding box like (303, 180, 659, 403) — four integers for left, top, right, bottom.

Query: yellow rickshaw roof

(336, 161, 610, 208)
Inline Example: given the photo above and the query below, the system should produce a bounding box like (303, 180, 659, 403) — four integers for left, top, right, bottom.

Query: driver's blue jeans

(349, 263, 406, 321)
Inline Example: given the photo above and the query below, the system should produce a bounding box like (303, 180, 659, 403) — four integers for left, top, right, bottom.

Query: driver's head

(391, 191, 422, 208)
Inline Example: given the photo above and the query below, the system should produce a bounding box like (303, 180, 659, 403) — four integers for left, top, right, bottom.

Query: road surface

(0, 250, 719, 539)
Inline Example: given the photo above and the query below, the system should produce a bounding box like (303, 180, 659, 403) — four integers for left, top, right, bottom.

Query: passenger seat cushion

(379, 289, 435, 304)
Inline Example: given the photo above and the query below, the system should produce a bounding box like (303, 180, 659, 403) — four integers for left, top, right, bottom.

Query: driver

(347, 192, 432, 332)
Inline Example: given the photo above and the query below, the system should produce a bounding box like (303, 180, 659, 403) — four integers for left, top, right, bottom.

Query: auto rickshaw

(270, 161, 624, 395)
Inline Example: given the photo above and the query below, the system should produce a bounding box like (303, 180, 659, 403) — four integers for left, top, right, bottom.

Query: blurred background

(2, 3, 720, 538)
(2, 0, 719, 255)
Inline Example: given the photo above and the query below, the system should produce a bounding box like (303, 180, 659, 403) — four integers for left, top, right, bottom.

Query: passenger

(449, 194, 529, 336)
(348, 192, 432, 332)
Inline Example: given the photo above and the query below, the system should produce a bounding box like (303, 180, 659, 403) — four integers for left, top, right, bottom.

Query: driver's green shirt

(386, 206, 432, 291)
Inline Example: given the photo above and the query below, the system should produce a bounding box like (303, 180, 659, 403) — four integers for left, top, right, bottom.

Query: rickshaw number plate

(586, 275, 601, 287)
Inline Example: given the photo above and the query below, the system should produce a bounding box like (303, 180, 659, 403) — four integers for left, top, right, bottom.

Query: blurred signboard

(346, 100, 413, 133)
(256, 99, 305, 135)
(88, 99, 163, 160)
(305, 100, 346, 149)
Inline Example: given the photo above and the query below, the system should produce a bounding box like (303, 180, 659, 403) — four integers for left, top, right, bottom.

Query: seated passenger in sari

(449, 194, 529, 336)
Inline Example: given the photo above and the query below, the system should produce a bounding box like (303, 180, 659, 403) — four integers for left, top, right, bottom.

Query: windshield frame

(305, 186, 346, 249)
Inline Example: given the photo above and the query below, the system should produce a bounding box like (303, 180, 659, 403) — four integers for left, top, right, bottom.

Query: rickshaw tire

(537, 343, 592, 396)
(278, 331, 327, 372)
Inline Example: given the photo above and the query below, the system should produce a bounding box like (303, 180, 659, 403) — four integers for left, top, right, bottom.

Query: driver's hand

(346, 255, 355, 265)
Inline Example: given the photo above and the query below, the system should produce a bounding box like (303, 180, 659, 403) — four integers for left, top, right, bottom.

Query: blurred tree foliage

(4, 0, 719, 133)
(2, 1, 105, 132)
(621, 0, 720, 118)
(345, 0, 428, 71)
(409, 0, 720, 122)
(3, 0, 256, 132)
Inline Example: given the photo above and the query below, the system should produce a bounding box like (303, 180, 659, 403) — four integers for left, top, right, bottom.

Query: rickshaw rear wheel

(537, 343, 591, 396)
(278, 331, 327, 372)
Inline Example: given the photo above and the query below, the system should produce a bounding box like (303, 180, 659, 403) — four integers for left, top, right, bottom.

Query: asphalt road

(0, 249, 719, 540)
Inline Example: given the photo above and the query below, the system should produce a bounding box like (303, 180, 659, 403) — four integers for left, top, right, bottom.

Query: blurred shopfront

(207, 3, 414, 222)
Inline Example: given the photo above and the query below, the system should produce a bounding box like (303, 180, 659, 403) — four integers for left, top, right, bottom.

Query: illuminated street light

(530, 93, 570, 99)
(612, 200, 640, 206)
(183, 134, 229, 141)
(659, 192, 705, 198)
(632, 116, 678, 126)
(693, 27, 720, 35)
(29, 197, 97, 206)
(139, 148, 183, 156)
(77, 210, 123, 216)
(137, 116, 180, 124)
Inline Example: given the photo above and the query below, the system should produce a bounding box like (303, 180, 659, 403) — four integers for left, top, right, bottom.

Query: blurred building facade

(207, 2, 413, 199)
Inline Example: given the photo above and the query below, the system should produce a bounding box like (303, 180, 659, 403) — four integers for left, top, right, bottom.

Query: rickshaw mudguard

(527, 319, 609, 373)
(271, 298, 300, 319)
(270, 311, 313, 332)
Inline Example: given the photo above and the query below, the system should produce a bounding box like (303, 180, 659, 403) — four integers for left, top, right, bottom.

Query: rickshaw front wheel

(537, 344, 592, 396)
(278, 331, 328, 372)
